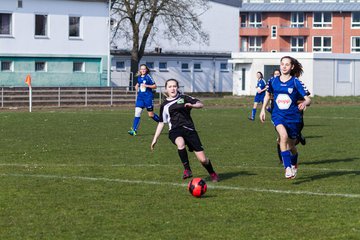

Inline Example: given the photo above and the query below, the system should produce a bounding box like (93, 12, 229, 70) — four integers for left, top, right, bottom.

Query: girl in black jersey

(151, 79, 219, 182)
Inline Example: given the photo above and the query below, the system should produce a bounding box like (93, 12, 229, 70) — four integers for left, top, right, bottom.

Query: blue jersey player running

(248, 71, 267, 121)
(128, 64, 160, 136)
(260, 56, 311, 179)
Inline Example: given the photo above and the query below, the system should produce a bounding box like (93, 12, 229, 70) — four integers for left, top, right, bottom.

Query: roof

(240, 3, 360, 12)
(211, 0, 242, 7)
(111, 49, 231, 58)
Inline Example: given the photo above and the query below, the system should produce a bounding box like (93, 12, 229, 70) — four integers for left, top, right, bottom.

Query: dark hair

(273, 69, 281, 75)
(138, 64, 150, 75)
(165, 78, 179, 88)
(257, 71, 263, 79)
(280, 56, 303, 78)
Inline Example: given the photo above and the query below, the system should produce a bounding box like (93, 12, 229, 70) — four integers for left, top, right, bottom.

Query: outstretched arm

(184, 101, 203, 109)
(151, 122, 165, 151)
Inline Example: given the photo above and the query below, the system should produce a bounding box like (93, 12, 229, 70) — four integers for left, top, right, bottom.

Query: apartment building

(0, 0, 109, 87)
(230, 0, 360, 96)
(239, 0, 360, 53)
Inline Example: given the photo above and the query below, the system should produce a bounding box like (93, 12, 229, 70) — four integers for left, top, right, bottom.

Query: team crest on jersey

(288, 88, 293, 94)
(177, 98, 184, 104)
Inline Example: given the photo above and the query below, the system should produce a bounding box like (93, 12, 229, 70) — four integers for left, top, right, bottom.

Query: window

(313, 12, 332, 28)
(146, 62, 154, 70)
(291, 12, 304, 27)
(35, 14, 48, 37)
(35, 62, 46, 71)
(240, 14, 247, 27)
(69, 16, 80, 38)
(116, 61, 125, 70)
(159, 62, 167, 71)
(220, 63, 228, 71)
(313, 36, 332, 52)
(352, 12, 360, 28)
(249, 13, 262, 27)
(351, 36, 360, 52)
(0, 13, 12, 35)
(194, 63, 202, 71)
(18, 0, 23, 8)
(291, 37, 304, 52)
(181, 63, 190, 71)
(271, 25, 277, 39)
(1, 61, 12, 71)
(249, 37, 262, 52)
(73, 62, 84, 72)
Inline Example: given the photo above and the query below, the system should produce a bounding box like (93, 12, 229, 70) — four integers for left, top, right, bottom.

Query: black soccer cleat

(298, 133, 306, 145)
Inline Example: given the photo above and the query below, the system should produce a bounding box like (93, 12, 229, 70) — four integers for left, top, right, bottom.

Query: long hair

(281, 56, 303, 78)
(137, 64, 150, 76)
(257, 71, 263, 79)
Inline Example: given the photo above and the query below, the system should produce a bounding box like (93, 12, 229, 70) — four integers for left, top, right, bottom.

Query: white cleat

(291, 164, 298, 179)
(285, 167, 294, 179)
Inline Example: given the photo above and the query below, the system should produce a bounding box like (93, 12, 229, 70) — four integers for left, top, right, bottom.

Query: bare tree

(111, 0, 210, 86)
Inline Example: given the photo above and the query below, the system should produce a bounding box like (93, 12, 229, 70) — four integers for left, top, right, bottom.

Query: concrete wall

(111, 54, 233, 93)
(0, 0, 109, 86)
(0, 0, 108, 56)
(313, 54, 360, 96)
(231, 52, 360, 96)
(231, 52, 314, 96)
(113, 1, 240, 53)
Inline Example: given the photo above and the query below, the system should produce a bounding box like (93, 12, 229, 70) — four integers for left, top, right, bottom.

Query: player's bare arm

(151, 122, 164, 151)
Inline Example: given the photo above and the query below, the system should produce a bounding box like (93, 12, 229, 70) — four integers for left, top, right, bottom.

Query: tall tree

(111, 0, 210, 87)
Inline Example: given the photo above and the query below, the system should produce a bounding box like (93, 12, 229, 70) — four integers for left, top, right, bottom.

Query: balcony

(240, 25, 269, 36)
(278, 26, 310, 36)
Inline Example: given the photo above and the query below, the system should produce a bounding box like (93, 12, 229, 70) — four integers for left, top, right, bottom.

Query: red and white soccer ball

(188, 178, 207, 198)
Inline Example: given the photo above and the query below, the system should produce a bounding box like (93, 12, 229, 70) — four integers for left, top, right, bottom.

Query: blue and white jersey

(137, 74, 155, 97)
(256, 78, 267, 96)
(267, 76, 308, 123)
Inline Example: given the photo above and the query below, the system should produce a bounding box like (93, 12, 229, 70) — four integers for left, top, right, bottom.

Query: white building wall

(114, 1, 239, 53)
(231, 52, 314, 96)
(111, 55, 233, 92)
(0, 0, 108, 56)
(231, 52, 360, 96)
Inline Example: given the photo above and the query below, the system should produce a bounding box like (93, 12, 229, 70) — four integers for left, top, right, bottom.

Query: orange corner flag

(25, 74, 32, 87)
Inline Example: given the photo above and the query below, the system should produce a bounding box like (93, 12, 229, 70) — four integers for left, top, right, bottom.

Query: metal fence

(0, 85, 185, 109)
(0, 87, 136, 108)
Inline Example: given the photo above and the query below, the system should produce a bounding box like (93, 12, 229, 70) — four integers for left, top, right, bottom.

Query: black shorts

(169, 127, 204, 152)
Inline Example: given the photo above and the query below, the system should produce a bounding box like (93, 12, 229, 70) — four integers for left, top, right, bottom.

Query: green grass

(0, 99, 360, 239)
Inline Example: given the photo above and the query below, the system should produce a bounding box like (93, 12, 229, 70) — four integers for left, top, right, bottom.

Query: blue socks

(152, 113, 160, 122)
(281, 150, 292, 168)
(132, 114, 159, 131)
(132, 117, 141, 131)
(291, 152, 298, 166)
(251, 108, 256, 119)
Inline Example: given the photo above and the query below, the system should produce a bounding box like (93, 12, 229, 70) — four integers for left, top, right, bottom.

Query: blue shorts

(135, 95, 154, 111)
(272, 118, 302, 139)
(254, 94, 265, 103)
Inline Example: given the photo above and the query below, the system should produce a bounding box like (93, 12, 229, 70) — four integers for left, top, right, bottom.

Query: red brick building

(239, 1, 360, 53)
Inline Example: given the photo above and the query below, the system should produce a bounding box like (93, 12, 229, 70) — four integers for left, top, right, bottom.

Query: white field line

(1, 173, 359, 199)
(0, 163, 358, 173)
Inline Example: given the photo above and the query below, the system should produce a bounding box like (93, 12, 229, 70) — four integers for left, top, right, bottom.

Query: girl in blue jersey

(248, 71, 267, 121)
(260, 56, 311, 179)
(150, 79, 219, 182)
(128, 64, 160, 136)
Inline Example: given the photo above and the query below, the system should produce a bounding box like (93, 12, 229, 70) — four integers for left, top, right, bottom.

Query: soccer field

(0, 99, 359, 239)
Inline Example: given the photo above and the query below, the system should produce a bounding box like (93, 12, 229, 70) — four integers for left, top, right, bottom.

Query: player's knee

(135, 107, 143, 117)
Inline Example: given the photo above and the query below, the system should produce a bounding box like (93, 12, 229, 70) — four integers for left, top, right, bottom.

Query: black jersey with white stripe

(159, 94, 200, 131)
